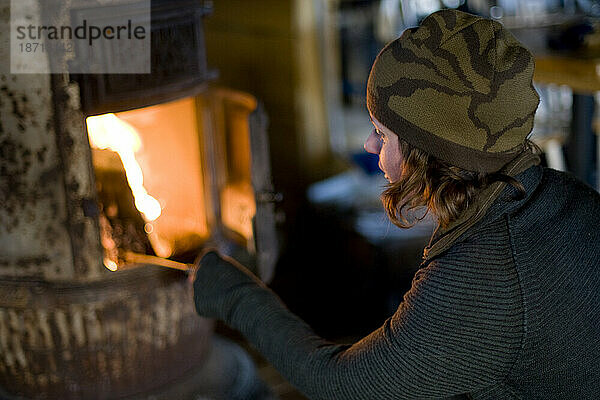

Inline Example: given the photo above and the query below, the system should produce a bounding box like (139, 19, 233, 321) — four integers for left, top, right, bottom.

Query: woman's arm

(193, 246, 523, 400)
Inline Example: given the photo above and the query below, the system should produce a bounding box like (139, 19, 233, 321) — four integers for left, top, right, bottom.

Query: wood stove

(0, 0, 279, 398)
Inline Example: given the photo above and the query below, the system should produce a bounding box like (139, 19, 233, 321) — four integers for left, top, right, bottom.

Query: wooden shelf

(534, 54, 600, 93)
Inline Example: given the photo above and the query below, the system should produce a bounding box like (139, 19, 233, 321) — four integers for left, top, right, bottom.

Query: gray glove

(191, 250, 267, 322)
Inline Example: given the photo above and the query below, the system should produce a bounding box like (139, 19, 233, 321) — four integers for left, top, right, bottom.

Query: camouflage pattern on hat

(367, 9, 540, 173)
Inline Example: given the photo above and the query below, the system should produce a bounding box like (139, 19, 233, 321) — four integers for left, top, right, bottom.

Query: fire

(88, 98, 212, 268)
(86, 113, 162, 222)
(103, 258, 118, 272)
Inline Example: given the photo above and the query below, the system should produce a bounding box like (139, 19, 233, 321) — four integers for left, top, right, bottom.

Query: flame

(86, 113, 162, 222)
(104, 258, 118, 271)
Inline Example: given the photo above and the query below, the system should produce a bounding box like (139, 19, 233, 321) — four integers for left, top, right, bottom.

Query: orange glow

(116, 98, 210, 257)
(87, 114, 162, 222)
(221, 182, 256, 240)
(88, 97, 210, 265)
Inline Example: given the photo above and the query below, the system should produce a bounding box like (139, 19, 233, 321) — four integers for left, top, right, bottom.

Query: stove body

(0, 1, 279, 398)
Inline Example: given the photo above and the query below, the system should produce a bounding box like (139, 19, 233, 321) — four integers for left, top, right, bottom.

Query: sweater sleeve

(193, 238, 523, 399)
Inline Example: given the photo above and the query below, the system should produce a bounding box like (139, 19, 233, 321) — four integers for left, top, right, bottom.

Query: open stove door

(197, 87, 280, 283)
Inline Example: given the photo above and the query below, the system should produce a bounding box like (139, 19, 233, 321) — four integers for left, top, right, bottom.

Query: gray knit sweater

(193, 165, 600, 399)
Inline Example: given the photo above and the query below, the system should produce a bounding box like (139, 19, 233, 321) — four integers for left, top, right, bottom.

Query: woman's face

(364, 115, 403, 183)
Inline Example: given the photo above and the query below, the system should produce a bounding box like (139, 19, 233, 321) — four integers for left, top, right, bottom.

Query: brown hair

(381, 139, 542, 230)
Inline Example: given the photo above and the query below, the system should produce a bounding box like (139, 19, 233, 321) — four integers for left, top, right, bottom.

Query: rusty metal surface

(0, 0, 105, 281)
(71, 0, 211, 116)
(41, 0, 106, 281)
(0, 265, 213, 399)
(48, 74, 105, 281)
(0, 1, 76, 280)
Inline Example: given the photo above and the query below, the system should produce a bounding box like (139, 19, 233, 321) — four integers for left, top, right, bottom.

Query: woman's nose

(364, 129, 382, 155)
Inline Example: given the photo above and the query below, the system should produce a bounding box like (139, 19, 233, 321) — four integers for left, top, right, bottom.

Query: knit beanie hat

(366, 9, 540, 173)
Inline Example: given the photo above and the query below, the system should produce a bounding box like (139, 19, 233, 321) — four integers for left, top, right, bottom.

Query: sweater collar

(422, 149, 543, 264)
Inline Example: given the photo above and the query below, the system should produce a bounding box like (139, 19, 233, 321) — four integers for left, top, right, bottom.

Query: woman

(192, 9, 600, 399)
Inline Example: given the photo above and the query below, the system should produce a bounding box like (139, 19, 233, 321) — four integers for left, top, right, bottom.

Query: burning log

(93, 148, 155, 269)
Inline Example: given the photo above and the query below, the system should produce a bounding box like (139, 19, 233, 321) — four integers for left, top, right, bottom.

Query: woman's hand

(189, 249, 266, 321)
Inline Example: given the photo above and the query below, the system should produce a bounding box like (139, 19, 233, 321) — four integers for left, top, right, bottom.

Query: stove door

(197, 87, 280, 283)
